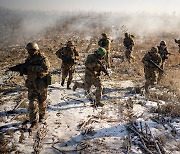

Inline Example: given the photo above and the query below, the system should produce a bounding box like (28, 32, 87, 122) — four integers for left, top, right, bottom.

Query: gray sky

(0, 0, 180, 14)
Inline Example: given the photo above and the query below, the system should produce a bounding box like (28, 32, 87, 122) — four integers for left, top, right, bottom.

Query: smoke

(20, 10, 61, 39)
(51, 11, 180, 41)
(0, 7, 63, 46)
(1, 6, 180, 47)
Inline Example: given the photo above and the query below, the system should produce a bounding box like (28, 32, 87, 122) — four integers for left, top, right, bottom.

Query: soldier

(73, 47, 108, 107)
(56, 41, 79, 89)
(142, 47, 162, 94)
(98, 33, 111, 68)
(175, 39, 180, 53)
(123, 32, 135, 63)
(157, 41, 170, 82)
(14, 42, 50, 130)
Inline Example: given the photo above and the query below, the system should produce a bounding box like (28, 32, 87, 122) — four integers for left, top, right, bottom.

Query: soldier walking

(98, 33, 111, 68)
(9, 42, 51, 130)
(175, 38, 180, 53)
(142, 47, 162, 94)
(157, 41, 170, 82)
(56, 41, 79, 89)
(123, 32, 135, 63)
(73, 47, 108, 107)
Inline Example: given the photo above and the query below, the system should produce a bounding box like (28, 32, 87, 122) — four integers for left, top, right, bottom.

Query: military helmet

(66, 41, 74, 46)
(150, 47, 158, 53)
(175, 39, 180, 44)
(26, 42, 39, 51)
(160, 41, 166, 46)
(97, 47, 106, 55)
(125, 32, 129, 37)
(101, 33, 107, 37)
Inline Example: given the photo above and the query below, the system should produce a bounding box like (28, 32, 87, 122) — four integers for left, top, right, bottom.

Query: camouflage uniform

(56, 41, 79, 89)
(73, 48, 107, 107)
(123, 33, 135, 63)
(24, 42, 50, 128)
(98, 33, 111, 68)
(157, 41, 169, 82)
(175, 39, 180, 53)
(142, 47, 162, 93)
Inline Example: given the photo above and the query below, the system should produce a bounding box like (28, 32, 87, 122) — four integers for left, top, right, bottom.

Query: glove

(144, 61, 149, 66)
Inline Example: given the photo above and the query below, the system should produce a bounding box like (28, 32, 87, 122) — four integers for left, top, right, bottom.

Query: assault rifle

(166, 52, 174, 55)
(8, 62, 29, 76)
(96, 60, 111, 79)
(149, 60, 164, 73)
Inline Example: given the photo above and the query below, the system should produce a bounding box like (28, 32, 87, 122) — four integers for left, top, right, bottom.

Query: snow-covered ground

(0, 67, 180, 154)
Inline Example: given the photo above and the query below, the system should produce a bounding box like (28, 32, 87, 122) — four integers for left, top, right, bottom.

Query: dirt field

(0, 11, 180, 153)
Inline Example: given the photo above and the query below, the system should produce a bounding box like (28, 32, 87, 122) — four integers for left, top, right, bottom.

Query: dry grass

(159, 69, 180, 95)
(0, 14, 179, 119)
(151, 101, 180, 117)
(13, 114, 28, 122)
(159, 102, 180, 117)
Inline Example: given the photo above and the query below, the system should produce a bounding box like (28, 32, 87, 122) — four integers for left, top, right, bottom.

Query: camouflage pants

(75, 74, 102, 103)
(61, 65, 75, 86)
(158, 63, 164, 82)
(28, 88, 47, 123)
(104, 51, 111, 68)
(125, 49, 134, 63)
(144, 67, 158, 93)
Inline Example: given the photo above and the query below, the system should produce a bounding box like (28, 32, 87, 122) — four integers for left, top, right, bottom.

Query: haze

(0, 0, 180, 14)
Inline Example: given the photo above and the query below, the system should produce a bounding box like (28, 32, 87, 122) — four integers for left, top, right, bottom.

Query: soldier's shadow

(0, 108, 27, 118)
(102, 86, 136, 100)
(52, 121, 158, 151)
(52, 123, 127, 150)
(0, 120, 29, 133)
(0, 86, 26, 95)
(47, 94, 91, 112)
(47, 100, 88, 111)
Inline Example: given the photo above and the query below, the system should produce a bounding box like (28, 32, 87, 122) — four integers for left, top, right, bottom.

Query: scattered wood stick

(146, 123, 162, 154)
(137, 141, 153, 154)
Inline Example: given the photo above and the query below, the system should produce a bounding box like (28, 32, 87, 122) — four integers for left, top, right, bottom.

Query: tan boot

(96, 101, 104, 107)
(29, 121, 38, 131)
(67, 81, 71, 89)
(73, 82, 78, 91)
(61, 80, 65, 86)
(67, 85, 71, 89)
(145, 86, 149, 94)
(39, 115, 46, 123)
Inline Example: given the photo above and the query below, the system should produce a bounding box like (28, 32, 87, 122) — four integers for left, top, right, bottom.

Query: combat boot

(61, 80, 65, 86)
(73, 82, 78, 91)
(96, 101, 104, 107)
(67, 81, 71, 89)
(145, 81, 150, 94)
(145, 87, 149, 94)
(39, 115, 46, 123)
(29, 121, 38, 131)
(67, 85, 71, 89)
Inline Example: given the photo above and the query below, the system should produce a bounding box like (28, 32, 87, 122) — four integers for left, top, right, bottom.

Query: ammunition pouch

(25, 79, 38, 89)
(43, 74, 52, 87)
(25, 74, 52, 90)
(36, 79, 45, 90)
(39, 74, 52, 88)
(62, 56, 74, 64)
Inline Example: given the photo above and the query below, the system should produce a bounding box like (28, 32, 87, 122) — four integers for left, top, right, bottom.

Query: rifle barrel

(150, 60, 164, 72)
